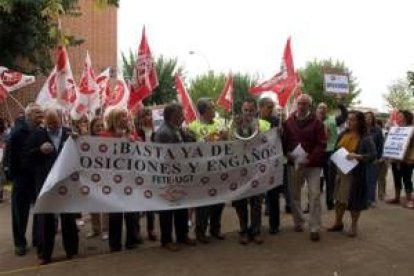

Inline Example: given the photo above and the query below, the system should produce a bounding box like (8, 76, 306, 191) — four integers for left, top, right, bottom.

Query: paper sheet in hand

(0, 148, 3, 162)
(291, 144, 307, 161)
(330, 147, 358, 174)
(290, 144, 308, 169)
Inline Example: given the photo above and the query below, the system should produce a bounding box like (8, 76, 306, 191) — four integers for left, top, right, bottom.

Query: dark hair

(242, 98, 257, 109)
(196, 98, 213, 115)
(398, 110, 414, 126)
(364, 111, 376, 127)
(375, 119, 384, 128)
(349, 111, 367, 136)
(163, 103, 183, 122)
(90, 117, 104, 136)
(258, 97, 274, 108)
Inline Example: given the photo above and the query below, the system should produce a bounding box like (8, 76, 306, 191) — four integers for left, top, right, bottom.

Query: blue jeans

(366, 162, 379, 203)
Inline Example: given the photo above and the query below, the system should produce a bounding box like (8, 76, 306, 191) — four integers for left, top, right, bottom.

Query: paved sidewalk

(0, 185, 413, 276)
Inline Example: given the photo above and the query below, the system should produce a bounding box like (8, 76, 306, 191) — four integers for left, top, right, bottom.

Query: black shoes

(14, 246, 26, 256)
(269, 228, 279, 235)
(310, 232, 320, 242)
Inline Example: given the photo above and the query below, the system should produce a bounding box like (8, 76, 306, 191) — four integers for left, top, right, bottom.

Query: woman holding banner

(88, 116, 109, 240)
(134, 108, 157, 242)
(101, 109, 140, 252)
(328, 111, 376, 237)
(387, 110, 414, 208)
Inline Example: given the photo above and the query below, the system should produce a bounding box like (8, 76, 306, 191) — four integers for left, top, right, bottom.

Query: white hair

(24, 103, 42, 118)
(297, 94, 313, 105)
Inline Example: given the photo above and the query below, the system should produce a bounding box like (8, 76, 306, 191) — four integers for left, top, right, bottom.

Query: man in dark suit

(154, 103, 196, 251)
(8, 103, 44, 256)
(26, 108, 78, 264)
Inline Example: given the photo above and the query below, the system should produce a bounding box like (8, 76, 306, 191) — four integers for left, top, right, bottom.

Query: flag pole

(7, 93, 25, 110)
(4, 101, 14, 124)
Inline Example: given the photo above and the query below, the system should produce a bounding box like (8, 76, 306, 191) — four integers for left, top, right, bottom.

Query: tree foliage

(188, 71, 226, 104)
(121, 50, 183, 106)
(383, 79, 414, 110)
(0, 0, 118, 75)
(299, 59, 360, 110)
(188, 72, 257, 115)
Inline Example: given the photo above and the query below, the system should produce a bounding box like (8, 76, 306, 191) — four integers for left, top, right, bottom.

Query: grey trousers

(289, 166, 322, 233)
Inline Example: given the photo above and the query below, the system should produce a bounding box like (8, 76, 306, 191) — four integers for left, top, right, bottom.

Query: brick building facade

(0, 0, 117, 121)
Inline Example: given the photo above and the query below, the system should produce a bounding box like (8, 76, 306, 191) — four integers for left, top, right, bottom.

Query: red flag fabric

(0, 84, 6, 103)
(129, 27, 159, 109)
(175, 74, 198, 124)
(104, 75, 130, 115)
(249, 38, 297, 107)
(71, 51, 100, 120)
(285, 73, 303, 116)
(36, 45, 77, 109)
(0, 66, 35, 99)
(95, 68, 111, 112)
(217, 73, 233, 112)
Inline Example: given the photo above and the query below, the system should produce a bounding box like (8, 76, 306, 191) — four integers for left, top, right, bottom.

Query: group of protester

(0, 93, 413, 265)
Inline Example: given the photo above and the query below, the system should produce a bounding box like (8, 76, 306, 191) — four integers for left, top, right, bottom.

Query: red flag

(129, 27, 159, 109)
(175, 74, 198, 124)
(217, 73, 233, 112)
(37, 46, 77, 108)
(71, 51, 100, 120)
(104, 74, 130, 114)
(0, 66, 35, 95)
(0, 84, 6, 103)
(285, 72, 303, 116)
(0, 66, 35, 103)
(95, 68, 111, 112)
(250, 38, 297, 107)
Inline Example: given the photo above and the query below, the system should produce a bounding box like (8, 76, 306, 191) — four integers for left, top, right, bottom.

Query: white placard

(330, 147, 358, 174)
(33, 129, 284, 213)
(383, 127, 414, 160)
(324, 73, 350, 94)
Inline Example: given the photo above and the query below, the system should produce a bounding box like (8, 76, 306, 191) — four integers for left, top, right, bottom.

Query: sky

(118, 0, 414, 112)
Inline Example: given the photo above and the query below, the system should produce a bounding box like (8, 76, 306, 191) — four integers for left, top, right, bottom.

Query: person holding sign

(233, 98, 270, 245)
(134, 108, 157, 242)
(101, 109, 140, 252)
(25, 109, 78, 265)
(327, 111, 376, 237)
(154, 103, 197, 251)
(387, 110, 414, 207)
(316, 102, 348, 210)
(189, 98, 226, 244)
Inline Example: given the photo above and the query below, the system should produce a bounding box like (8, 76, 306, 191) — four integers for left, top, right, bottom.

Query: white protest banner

(34, 129, 283, 213)
(323, 73, 349, 94)
(383, 127, 414, 160)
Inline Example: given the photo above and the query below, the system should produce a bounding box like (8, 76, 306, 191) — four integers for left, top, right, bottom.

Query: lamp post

(188, 50, 211, 72)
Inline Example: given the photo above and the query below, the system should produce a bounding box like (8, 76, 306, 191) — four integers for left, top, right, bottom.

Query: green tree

(299, 59, 360, 109)
(188, 71, 226, 103)
(188, 72, 257, 115)
(0, 0, 118, 75)
(383, 79, 414, 110)
(121, 50, 183, 106)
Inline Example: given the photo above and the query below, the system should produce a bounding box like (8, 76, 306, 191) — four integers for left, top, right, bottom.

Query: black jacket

(25, 127, 71, 196)
(154, 122, 195, 144)
(7, 121, 36, 181)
